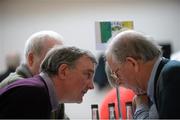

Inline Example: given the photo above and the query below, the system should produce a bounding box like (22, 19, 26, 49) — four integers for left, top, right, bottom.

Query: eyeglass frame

(106, 56, 126, 87)
(107, 63, 120, 87)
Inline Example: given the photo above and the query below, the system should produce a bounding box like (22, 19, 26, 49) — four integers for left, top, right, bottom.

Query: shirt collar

(40, 72, 59, 111)
(147, 57, 162, 103)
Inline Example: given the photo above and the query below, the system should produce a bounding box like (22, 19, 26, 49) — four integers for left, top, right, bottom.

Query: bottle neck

(109, 106, 116, 120)
(92, 107, 99, 120)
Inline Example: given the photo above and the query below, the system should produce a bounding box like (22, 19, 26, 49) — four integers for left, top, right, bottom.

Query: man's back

(156, 59, 180, 118)
(0, 75, 51, 118)
(0, 63, 67, 119)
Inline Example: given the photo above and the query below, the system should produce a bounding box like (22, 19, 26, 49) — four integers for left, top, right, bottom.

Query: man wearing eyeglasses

(105, 30, 180, 119)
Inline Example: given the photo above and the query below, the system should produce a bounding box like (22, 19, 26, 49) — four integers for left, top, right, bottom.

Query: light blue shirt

(147, 57, 162, 104)
(134, 57, 162, 119)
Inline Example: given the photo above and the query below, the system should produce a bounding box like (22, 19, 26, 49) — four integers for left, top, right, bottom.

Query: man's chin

(76, 98, 83, 104)
(65, 98, 83, 103)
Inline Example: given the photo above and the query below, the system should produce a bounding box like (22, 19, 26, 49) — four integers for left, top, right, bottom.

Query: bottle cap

(91, 104, 98, 109)
(125, 101, 132, 106)
(108, 102, 115, 107)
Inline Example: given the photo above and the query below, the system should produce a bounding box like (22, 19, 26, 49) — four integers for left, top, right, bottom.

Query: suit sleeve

(0, 86, 51, 119)
(158, 65, 180, 118)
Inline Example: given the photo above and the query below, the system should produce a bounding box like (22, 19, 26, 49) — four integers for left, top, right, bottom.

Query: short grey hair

(106, 30, 162, 63)
(24, 30, 63, 63)
(40, 46, 97, 76)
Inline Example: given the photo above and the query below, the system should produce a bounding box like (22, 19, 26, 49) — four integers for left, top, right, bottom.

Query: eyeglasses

(110, 69, 119, 80)
(109, 67, 120, 86)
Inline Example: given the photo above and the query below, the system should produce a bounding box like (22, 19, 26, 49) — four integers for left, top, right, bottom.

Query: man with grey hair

(0, 30, 63, 87)
(0, 30, 67, 119)
(105, 30, 180, 118)
(0, 46, 97, 118)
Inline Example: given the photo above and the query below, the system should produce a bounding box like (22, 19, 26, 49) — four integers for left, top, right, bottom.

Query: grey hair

(40, 46, 97, 76)
(24, 30, 63, 63)
(106, 30, 162, 63)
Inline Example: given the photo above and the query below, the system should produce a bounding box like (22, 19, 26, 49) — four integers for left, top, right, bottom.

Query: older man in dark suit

(105, 30, 180, 119)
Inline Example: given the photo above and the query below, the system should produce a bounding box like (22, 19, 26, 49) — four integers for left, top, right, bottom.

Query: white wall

(0, 0, 4, 71)
(0, 0, 180, 118)
(0, 0, 180, 65)
(0, 0, 180, 70)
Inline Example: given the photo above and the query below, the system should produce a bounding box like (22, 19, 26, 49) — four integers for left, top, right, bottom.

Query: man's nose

(88, 81, 94, 89)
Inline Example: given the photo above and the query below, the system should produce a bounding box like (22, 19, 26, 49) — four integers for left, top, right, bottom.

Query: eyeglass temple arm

(116, 87, 122, 120)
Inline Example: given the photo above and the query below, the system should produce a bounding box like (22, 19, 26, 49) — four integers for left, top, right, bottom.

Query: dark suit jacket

(155, 58, 180, 118)
(0, 75, 52, 118)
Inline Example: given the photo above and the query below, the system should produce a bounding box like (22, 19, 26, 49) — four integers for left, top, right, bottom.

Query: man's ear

(58, 64, 69, 79)
(27, 52, 34, 67)
(126, 57, 139, 72)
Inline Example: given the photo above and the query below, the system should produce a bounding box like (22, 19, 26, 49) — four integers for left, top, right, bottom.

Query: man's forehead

(76, 56, 95, 66)
(77, 55, 92, 63)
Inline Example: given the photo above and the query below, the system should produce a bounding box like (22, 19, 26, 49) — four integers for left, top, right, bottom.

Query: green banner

(100, 22, 112, 43)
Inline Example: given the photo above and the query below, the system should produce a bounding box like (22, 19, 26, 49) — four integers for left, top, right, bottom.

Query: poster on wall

(95, 21, 134, 50)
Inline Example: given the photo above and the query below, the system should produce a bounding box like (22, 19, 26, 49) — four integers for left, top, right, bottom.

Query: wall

(0, 0, 180, 71)
(0, 0, 4, 71)
(0, 0, 180, 118)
